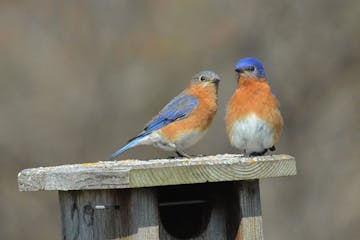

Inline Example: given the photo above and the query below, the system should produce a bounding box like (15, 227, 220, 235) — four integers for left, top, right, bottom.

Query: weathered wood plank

(128, 188, 159, 240)
(235, 180, 264, 240)
(18, 154, 296, 191)
(59, 189, 129, 240)
(59, 188, 159, 240)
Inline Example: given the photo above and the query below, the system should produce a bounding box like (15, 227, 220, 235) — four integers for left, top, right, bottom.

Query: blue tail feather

(107, 136, 143, 161)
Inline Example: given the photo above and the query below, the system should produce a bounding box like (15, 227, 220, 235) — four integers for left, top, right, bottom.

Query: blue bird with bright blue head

(226, 57, 283, 156)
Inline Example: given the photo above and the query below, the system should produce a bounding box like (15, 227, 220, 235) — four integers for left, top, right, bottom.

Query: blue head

(235, 57, 266, 79)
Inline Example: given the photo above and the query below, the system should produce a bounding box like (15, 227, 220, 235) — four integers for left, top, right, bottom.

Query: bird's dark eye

(200, 75, 206, 81)
(247, 66, 255, 72)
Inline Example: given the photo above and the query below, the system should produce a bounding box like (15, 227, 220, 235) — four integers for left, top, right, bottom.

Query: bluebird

(109, 70, 220, 160)
(225, 57, 283, 156)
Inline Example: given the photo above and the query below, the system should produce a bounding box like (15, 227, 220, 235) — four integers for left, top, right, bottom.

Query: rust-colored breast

(225, 78, 283, 143)
(160, 83, 218, 141)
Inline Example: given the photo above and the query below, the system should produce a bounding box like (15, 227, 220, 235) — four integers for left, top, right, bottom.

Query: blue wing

(108, 92, 198, 160)
(141, 92, 199, 135)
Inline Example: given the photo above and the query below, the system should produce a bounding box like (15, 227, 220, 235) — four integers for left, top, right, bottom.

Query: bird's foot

(269, 145, 276, 151)
(249, 149, 268, 157)
(176, 150, 191, 159)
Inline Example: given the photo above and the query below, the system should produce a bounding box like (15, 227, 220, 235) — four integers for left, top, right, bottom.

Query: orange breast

(160, 83, 218, 141)
(225, 78, 283, 143)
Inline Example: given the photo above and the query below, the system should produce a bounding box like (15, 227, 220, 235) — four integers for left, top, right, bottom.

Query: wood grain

(235, 180, 264, 240)
(18, 154, 296, 191)
(59, 188, 159, 240)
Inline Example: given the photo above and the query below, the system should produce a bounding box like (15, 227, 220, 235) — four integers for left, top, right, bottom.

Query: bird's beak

(235, 68, 245, 74)
(212, 78, 220, 84)
(211, 78, 220, 88)
(235, 68, 245, 79)
(212, 78, 220, 93)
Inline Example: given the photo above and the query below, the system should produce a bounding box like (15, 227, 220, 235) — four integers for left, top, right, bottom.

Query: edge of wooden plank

(18, 164, 131, 191)
(18, 154, 296, 191)
(129, 154, 296, 187)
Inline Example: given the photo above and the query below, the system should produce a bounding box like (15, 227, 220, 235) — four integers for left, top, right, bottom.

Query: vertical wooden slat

(59, 189, 159, 240)
(128, 188, 159, 240)
(235, 180, 264, 240)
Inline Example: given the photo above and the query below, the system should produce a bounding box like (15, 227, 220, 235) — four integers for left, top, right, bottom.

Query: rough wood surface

(235, 180, 263, 240)
(18, 154, 296, 191)
(59, 188, 159, 240)
(128, 188, 159, 240)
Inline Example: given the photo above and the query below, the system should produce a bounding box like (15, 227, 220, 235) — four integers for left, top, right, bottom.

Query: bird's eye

(200, 75, 206, 81)
(247, 66, 255, 72)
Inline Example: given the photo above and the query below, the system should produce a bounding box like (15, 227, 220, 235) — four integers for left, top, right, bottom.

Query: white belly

(230, 113, 274, 153)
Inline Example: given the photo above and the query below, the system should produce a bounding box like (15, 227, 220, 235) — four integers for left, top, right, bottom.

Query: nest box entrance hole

(158, 183, 212, 238)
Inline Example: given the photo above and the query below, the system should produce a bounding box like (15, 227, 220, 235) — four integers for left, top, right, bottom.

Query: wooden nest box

(18, 154, 296, 240)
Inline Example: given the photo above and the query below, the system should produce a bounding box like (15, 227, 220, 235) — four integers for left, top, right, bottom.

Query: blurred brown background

(1, 0, 360, 239)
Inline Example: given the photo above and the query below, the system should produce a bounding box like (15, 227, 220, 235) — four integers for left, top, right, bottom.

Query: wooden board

(59, 188, 159, 240)
(18, 154, 296, 191)
(235, 180, 264, 240)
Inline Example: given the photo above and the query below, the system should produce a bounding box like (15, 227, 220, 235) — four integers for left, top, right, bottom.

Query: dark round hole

(158, 184, 212, 239)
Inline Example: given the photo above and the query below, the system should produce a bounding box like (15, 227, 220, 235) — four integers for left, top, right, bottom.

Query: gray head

(191, 70, 221, 85)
